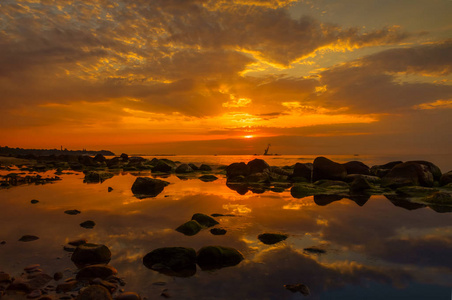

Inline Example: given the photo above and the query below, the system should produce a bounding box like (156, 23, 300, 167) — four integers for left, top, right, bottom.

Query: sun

(244, 135, 254, 139)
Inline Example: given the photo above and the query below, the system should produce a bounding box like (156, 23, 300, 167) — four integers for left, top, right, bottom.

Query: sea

(0, 154, 451, 299)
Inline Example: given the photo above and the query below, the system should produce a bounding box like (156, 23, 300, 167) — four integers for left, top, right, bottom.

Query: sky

(0, 0, 451, 155)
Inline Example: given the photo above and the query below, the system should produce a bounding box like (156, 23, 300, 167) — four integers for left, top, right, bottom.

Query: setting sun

(244, 135, 254, 139)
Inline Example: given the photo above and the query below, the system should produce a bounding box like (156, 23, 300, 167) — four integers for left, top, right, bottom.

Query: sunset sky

(1, 0, 451, 155)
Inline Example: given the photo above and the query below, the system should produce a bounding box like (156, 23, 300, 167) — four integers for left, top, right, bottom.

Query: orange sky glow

(0, 0, 451, 155)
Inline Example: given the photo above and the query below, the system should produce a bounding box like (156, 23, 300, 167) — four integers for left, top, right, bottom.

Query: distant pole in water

(264, 144, 271, 155)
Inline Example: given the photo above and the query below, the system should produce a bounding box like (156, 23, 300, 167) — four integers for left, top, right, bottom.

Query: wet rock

(343, 161, 370, 175)
(292, 163, 312, 182)
(131, 177, 169, 197)
(80, 220, 95, 229)
(226, 182, 249, 195)
(210, 228, 227, 235)
(290, 183, 323, 198)
(304, 247, 326, 254)
(56, 280, 78, 293)
(18, 235, 39, 242)
(314, 180, 349, 189)
(381, 162, 434, 189)
(226, 162, 250, 179)
(175, 164, 194, 174)
(199, 175, 218, 182)
(396, 186, 439, 197)
(440, 171, 452, 186)
(71, 243, 111, 267)
(64, 209, 81, 215)
(199, 164, 212, 171)
(312, 157, 347, 182)
(69, 239, 87, 246)
(188, 163, 199, 170)
(152, 160, 174, 173)
(410, 160, 442, 182)
(108, 187, 113, 192)
(76, 285, 112, 300)
(196, 246, 244, 270)
(191, 213, 219, 227)
(175, 220, 202, 236)
(83, 171, 114, 183)
(345, 174, 381, 184)
(27, 289, 42, 298)
(53, 272, 63, 281)
(370, 161, 403, 177)
(143, 247, 197, 277)
(120, 153, 129, 162)
(423, 191, 452, 204)
(350, 176, 372, 193)
(30, 199, 39, 204)
(384, 194, 426, 210)
(247, 159, 269, 174)
(116, 292, 142, 300)
(93, 154, 107, 163)
(284, 283, 310, 296)
(258, 233, 288, 245)
(246, 172, 269, 183)
(76, 264, 117, 281)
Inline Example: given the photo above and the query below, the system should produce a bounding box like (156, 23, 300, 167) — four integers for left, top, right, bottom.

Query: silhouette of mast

(264, 144, 271, 155)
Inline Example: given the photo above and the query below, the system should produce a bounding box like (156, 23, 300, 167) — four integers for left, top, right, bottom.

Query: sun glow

(244, 135, 254, 139)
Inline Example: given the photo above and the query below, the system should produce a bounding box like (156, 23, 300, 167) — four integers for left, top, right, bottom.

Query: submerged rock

(175, 164, 194, 174)
(71, 243, 111, 267)
(196, 246, 244, 270)
(175, 220, 202, 236)
(199, 175, 218, 182)
(423, 191, 452, 204)
(30, 199, 39, 204)
(284, 283, 310, 296)
(131, 177, 169, 197)
(143, 247, 197, 277)
(76, 264, 117, 281)
(80, 220, 95, 229)
(199, 164, 212, 171)
(191, 213, 219, 228)
(290, 183, 323, 198)
(210, 228, 227, 235)
(350, 176, 372, 193)
(83, 171, 114, 183)
(65, 209, 81, 215)
(258, 233, 288, 245)
(76, 285, 112, 300)
(18, 235, 39, 242)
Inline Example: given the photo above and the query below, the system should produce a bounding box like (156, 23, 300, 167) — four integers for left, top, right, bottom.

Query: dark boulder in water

(226, 162, 250, 179)
(292, 163, 312, 182)
(381, 161, 434, 189)
(131, 177, 169, 197)
(440, 171, 452, 186)
(175, 164, 194, 174)
(76, 264, 117, 281)
(191, 213, 219, 227)
(175, 220, 202, 236)
(65, 209, 81, 215)
(210, 228, 227, 235)
(247, 159, 269, 174)
(71, 243, 111, 267)
(18, 235, 39, 242)
(199, 164, 212, 171)
(83, 171, 114, 183)
(76, 285, 112, 300)
(152, 159, 175, 173)
(350, 175, 372, 193)
(343, 161, 370, 175)
(143, 247, 197, 277)
(370, 161, 403, 177)
(196, 246, 244, 270)
(258, 233, 288, 245)
(409, 160, 442, 181)
(199, 175, 218, 182)
(312, 157, 347, 182)
(80, 220, 95, 229)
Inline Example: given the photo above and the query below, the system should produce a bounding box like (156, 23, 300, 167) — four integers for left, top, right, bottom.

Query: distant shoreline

(0, 146, 115, 157)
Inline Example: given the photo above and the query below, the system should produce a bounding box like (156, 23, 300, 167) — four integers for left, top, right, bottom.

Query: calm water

(1, 155, 452, 299)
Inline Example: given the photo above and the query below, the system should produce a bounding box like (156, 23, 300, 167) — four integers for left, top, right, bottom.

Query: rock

(56, 280, 78, 293)
(143, 247, 197, 276)
(396, 186, 439, 197)
(345, 174, 381, 184)
(107, 157, 121, 168)
(175, 164, 194, 174)
(348, 194, 371, 206)
(0, 272, 11, 282)
(64, 209, 81, 215)
(284, 283, 310, 296)
(292, 163, 312, 182)
(210, 228, 227, 235)
(199, 164, 212, 171)
(312, 157, 347, 182)
(76, 285, 112, 300)
(68, 238, 87, 246)
(53, 272, 63, 281)
(350, 176, 372, 193)
(80, 220, 95, 229)
(131, 177, 169, 197)
(199, 175, 218, 182)
(385, 194, 427, 210)
(304, 247, 326, 254)
(188, 163, 199, 170)
(410, 160, 442, 181)
(226, 182, 249, 195)
(314, 180, 349, 189)
(18, 235, 39, 242)
(196, 246, 244, 270)
(226, 162, 250, 179)
(93, 154, 107, 163)
(108, 187, 113, 192)
(116, 292, 142, 300)
(30, 199, 39, 204)
(314, 194, 343, 206)
(24, 264, 40, 272)
(175, 220, 202, 236)
(343, 161, 370, 175)
(423, 191, 452, 204)
(27, 289, 42, 298)
(257, 233, 288, 245)
(191, 213, 219, 227)
(290, 183, 322, 198)
(84, 171, 114, 183)
(76, 264, 117, 281)
(247, 159, 269, 174)
(120, 153, 129, 162)
(381, 161, 434, 189)
(152, 160, 173, 173)
(71, 243, 111, 267)
(440, 171, 452, 186)
(370, 161, 403, 177)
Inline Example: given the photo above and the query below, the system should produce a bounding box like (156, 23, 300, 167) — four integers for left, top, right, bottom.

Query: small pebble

(30, 200, 39, 204)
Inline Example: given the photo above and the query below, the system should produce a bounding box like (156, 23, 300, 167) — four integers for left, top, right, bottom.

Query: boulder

(175, 220, 202, 236)
(247, 159, 269, 174)
(76, 285, 112, 300)
(83, 171, 114, 183)
(290, 183, 322, 198)
(312, 157, 347, 182)
(131, 177, 169, 197)
(210, 228, 227, 235)
(226, 162, 250, 179)
(199, 175, 218, 182)
(292, 163, 312, 182)
(93, 154, 107, 163)
(152, 160, 174, 173)
(396, 186, 439, 198)
(350, 176, 372, 193)
(143, 247, 196, 275)
(76, 264, 117, 281)
(423, 191, 452, 204)
(116, 292, 142, 300)
(78, 155, 97, 167)
(120, 153, 129, 162)
(106, 157, 121, 168)
(71, 243, 111, 267)
(246, 172, 269, 183)
(199, 164, 212, 171)
(410, 161, 442, 181)
(257, 233, 288, 245)
(18, 235, 39, 242)
(345, 174, 381, 184)
(440, 171, 452, 186)
(381, 162, 434, 189)
(343, 161, 370, 175)
(191, 213, 219, 227)
(196, 246, 244, 270)
(80, 220, 95, 229)
(175, 164, 194, 174)
(370, 161, 403, 177)
(188, 163, 199, 170)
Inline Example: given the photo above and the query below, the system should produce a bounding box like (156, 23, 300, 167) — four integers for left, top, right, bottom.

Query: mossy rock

(143, 247, 196, 277)
(258, 233, 288, 245)
(196, 246, 244, 270)
(71, 243, 111, 267)
(423, 191, 452, 204)
(396, 186, 440, 198)
(175, 220, 202, 236)
(191, 213, 219, 228)
(290, 183, 323, 198)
